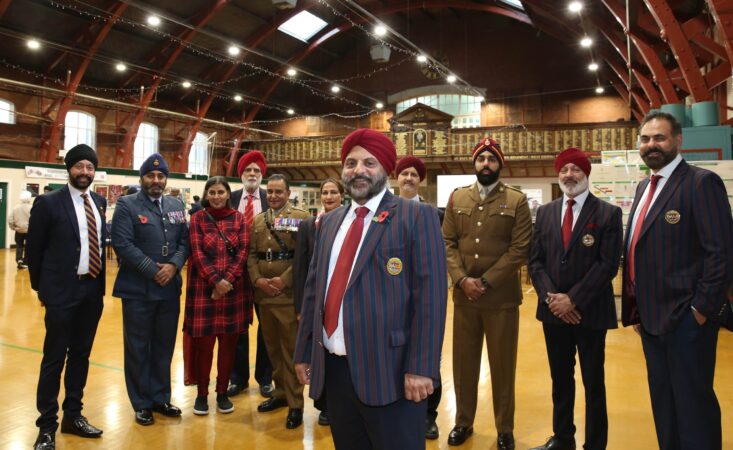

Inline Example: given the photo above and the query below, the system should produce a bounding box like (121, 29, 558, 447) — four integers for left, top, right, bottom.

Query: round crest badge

(582, 234, 595, 247)
(665, 210, 681, 224)
(386, 257, 403, 276)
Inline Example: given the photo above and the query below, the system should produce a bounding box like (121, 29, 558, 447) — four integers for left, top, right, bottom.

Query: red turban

(395, 156, 426, 181)
(341, 129, 396, 175)
(471, 137, 505, 167)
(237, 150, 267, 177)
(554, 147, 591, 176)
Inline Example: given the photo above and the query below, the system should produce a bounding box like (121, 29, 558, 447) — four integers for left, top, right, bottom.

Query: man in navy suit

(112, 153, 190, 426)
(227, 150, 274, 399)
(295, 129, 447, 450)
(27, 144, 107, 450)
(622, 112, 733, 450)
(528, 148, 622, 450)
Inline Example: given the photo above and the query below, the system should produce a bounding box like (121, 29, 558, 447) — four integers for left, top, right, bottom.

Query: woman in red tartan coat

(184, 177, 252, 416)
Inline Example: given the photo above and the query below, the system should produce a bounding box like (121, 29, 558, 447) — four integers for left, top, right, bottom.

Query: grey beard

(342, 171, 389, 203)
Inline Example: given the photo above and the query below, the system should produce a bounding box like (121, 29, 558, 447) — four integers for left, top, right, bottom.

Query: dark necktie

(324, 206, 369, 337)
(81, 193, 100, 278)
(153, 198, 161, 213)
(562, 199, 575, 250)
(628, 175, 662, 283)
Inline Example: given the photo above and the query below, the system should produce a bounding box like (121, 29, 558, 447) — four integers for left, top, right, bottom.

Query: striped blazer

(621, 160, 733, 335)
(529, 193, 622, 330)
(294, 190, 448, 406)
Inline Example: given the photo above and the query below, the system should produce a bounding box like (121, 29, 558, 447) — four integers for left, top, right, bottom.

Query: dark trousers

(325, 352, 426, 450)
(193, 334, 238, 397)
(640, 310, 721, 450)
(543, 323, 608, 450)
(426, 383, 441, 422)
(36, 278, 103, 432)
(15, 232, 27, 262)
(122, 298, 179, 411)
(230, 303, 272, 387)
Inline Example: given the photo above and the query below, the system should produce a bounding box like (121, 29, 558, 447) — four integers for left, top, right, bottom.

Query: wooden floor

(1, 248, 732, 450)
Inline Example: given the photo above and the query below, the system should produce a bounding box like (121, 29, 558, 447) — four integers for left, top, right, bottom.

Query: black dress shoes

(257, 397, 288, 412)
(318, 411, 329, 426)
(498, 432, 515, 450)
(60, 415, 103, 437)
(33, 431, 55, 450)
(426, 419, 439, 440)
(226, 382, 247, 397)
(135, 409, 154, 426)
(152, 402, 182, 417)
(529, 436, 576, 450)
(286, 408, 303, 429)
(259, 383, 274, 398)
(447, 426, 473, 446)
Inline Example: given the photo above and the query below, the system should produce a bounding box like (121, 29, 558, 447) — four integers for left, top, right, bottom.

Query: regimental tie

(324, 206, 369, 337)
(628, 174, 662, 284)
(245, 194, 255, 226)
(81, 193, 101, 278)
(562, 199, 575, 250)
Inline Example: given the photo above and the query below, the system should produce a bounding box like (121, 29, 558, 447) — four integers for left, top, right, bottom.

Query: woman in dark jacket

(292, 178, 344, 426)
(185, 176, 252, 415)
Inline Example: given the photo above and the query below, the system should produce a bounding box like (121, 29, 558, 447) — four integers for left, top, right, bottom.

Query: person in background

(185, 176, 251, 416)
(42, 186, 53, 194)
(189, 195, 203, 216)
(292, 178, 344, 426)
(10, 190, 33, 269)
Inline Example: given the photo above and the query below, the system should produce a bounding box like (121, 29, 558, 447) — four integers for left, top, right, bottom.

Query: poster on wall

(25, 183, 39, 196)
(108, 185, 123, 206)
(95, 184, 109, 200)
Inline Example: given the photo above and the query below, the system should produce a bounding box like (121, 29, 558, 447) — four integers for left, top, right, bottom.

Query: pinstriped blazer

(294, 190, 448, 406)
(621, 160, 733, 335)
(529, 193, 622, 330)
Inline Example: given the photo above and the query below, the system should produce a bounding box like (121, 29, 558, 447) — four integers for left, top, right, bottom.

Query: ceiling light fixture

(228, 45, 240, 56)
(27, 39, 40, 50)
(374, 25, 387, 36)
(376, 102, 384, 109)
(287, 108, 295, 115)
(588, 62, 599, 71)
(446, 74, 457, 83)
(569, 2, 583, 13)
(580, 36, 593, 47)
(147, 15, 161, 26)
(286, 68, 297, 76)
(595, 86, 605, 94)
(115, 63, 127, 72)
(416, 54, 427, 63)
(181, 81, 192, 88)
(234, 94, 242, 102)
(331, 85, 341, 93)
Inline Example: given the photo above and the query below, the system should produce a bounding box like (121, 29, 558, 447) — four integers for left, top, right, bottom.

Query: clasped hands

(211, 279, 233, 300)
(154, 263, 176, 287)
(255, 277, 285, 297)
(547, 292, 581, 324)
(460, 277, 485, 302)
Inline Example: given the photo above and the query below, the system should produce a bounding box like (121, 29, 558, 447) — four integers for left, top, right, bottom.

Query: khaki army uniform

(248, 202, 310, 409)
(443, 181, 532, 433)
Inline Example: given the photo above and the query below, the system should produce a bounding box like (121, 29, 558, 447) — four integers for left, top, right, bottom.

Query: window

(278, 10, 328, 42)
(0, 99, 15, 124)
(188, 131, 209, 175)
(396, 94, 482, 128)
(133, 122, 159, 170)
(499, 0, 524, 10)
(64, 111, 96, 150)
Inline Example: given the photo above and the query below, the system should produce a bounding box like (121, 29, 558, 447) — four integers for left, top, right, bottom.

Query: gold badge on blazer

(386, 257, 403, 276)
(582, 234, 595, 246)
(665, 210, 681, 224)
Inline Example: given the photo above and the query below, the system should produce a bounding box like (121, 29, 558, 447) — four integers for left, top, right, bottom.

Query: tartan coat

(184, 208, 252, 337)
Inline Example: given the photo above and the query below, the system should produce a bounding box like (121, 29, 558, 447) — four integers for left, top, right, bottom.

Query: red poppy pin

(373, 210, 391, 224)
(138, 214, 148, 224)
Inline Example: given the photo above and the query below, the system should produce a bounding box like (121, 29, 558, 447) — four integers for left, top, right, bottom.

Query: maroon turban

(237, 150, 267, 177)
(395, 156, 426, 181)
(554, 147, 591, 176)
(340, 129, 396, 175)
(471, 137, 505, 167)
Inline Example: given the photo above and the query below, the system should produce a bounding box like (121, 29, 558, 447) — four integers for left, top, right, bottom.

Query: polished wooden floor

(1, 248, 732, 449)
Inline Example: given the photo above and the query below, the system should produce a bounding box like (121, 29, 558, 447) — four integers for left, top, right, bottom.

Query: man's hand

(404, 373, 434, 402)
(270, 277, 285, 291)
(548, 292, 581, 324)
(255, 278, 280, 297)
(692, 308, 707, 325)
(295, 363, 311, 385)
(154, 263, 177, 286)
(460, 277, 486, 302)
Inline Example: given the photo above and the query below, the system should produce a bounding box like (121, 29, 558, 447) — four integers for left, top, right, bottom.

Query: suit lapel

(59, 185, 81, 244)
(624, 178, 649, 249)
(550, 198, 563, 251)
(346, 191, 399, 290)
(639, 161, 688, 240)
(565, 194, 597, 253)
(138, 191, 162, 216)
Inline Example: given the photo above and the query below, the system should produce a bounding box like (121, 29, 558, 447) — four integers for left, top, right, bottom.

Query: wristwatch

(480, 277, 489, 288)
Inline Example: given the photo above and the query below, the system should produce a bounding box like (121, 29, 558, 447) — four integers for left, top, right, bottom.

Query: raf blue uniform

(112, 189, 189, 413)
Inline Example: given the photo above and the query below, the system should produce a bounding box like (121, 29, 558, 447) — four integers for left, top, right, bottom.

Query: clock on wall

(420, 51, 450, 80)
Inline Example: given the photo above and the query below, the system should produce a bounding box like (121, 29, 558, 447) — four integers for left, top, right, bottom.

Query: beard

(559, 175, 589, 197)
(243, 177, 261, 192)
(476, 168, 500, 186)
(69, 173, 93, 190)
(641, 146, 677, 171)
(342, 170, 389, 203)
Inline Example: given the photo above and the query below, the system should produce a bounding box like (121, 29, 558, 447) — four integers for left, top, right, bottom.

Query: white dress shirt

(476, 180, 499, 200)
(323, 187, 388, 355)
(68, 184, 103, 275)
(627, 154, 683, 249)
(237, 188, 263, 216)
(561, 189, 590, 230)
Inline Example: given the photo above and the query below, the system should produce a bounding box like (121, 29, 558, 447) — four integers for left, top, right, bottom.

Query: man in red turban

(395, 156, 426, 202)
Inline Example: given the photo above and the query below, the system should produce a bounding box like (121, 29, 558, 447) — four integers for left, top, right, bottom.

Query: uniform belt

(77, 273, 96, 280)
(257, 250, 294, 261)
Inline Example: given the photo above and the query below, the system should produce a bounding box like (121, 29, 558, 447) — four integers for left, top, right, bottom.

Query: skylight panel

(278, 11, 328, 42)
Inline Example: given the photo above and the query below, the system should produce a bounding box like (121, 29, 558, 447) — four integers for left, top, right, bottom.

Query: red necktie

(81, 193, 101, 278)
(244, 194, 254, 226)
(562, 199, 575, 250)
(628, 175, 662, 283)
(324, 206, 369, 337)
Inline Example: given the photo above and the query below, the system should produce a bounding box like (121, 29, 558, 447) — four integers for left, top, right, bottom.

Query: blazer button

(474, 254, 479, 259)
(475, 238, 480, 243)
(477, 221, 482, 226)
(478, 206, 484, 211)
(561, 259, 567, 265)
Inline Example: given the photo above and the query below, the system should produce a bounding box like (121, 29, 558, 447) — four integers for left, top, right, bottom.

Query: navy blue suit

(622, 160, 733, 450)
(529, 193, 622, 450)
(229, 187, 273, 389)
(26, 185, 107, 432)
(111, 191, 189, 411)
